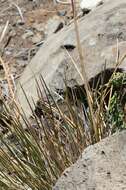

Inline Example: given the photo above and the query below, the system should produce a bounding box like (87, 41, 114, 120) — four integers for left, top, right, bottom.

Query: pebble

(32, 22, 44, 32)
(57, 10, 67, 17)
(31, 33, 42, 44)
(22, 30, 34, 39)
(16, 60, 28, 67)
(16, 20, 25, 26)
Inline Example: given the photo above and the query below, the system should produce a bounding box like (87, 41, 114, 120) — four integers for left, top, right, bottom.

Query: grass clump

(0, 76, 86, 190)
(0, 1, 125, 189)
(0, 68, 125, 190)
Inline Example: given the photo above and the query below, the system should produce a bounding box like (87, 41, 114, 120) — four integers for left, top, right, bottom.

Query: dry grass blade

(11, 2, 24, 23)
(0, 1, 125, 190)
(0, 21, 9, 44)
(70, 0, 99, 142)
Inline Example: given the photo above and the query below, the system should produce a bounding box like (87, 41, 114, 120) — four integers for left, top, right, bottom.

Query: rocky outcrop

(17, 0, 126, 117)
(53, 131, 126, 190)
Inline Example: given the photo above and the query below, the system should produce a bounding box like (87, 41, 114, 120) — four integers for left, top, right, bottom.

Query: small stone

(16, 20, 25, 25)
(31, 33, 42, 44)
(89, 38, 96, 46)
(32, 23, 44, 32)
(5, 47, 14, 56)
(57, 10, 67, 17)
(16, 60, 28, 67)
(22, 30, 34, 39)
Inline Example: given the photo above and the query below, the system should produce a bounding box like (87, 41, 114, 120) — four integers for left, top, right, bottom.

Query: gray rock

(5, 47, 14, 56)
(53, 131, 126, 190)
(45, 16, 64, 36)
(17, 0, 126, 117)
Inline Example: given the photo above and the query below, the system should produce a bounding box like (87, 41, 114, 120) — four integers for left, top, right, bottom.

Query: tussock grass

(0, 1, 126, 189)
(0, 66, 125, 190)
(0, 75, 87, 190)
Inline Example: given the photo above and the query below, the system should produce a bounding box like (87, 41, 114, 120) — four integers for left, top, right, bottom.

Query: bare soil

(0, 0, 68, 80)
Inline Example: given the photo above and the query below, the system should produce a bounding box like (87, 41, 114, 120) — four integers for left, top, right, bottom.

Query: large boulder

(53, 131, 126, 190)
(17, 0, 126, 116)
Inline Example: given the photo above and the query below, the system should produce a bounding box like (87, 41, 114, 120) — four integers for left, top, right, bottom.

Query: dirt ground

(0, 0, 68, 81)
